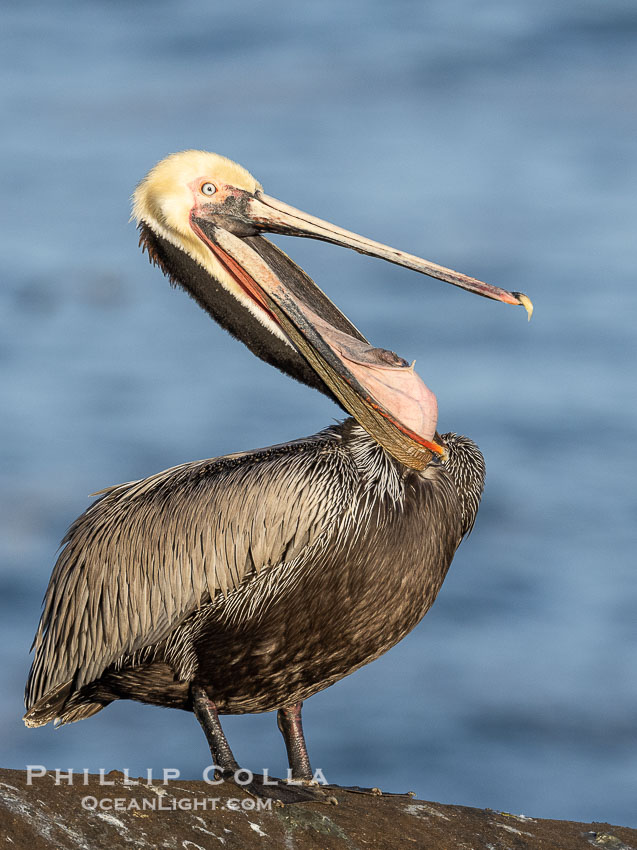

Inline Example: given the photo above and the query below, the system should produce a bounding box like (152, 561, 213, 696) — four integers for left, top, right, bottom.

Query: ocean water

(1, 0, 636, 827)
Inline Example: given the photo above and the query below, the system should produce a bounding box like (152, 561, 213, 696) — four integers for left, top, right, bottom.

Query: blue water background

(1, 0, 636, 827)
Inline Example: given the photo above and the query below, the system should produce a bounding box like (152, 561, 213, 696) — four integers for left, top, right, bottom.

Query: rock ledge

(1, 767, 635, 849)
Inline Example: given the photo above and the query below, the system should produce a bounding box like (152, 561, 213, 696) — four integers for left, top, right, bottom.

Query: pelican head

(133, 150, 531, 470)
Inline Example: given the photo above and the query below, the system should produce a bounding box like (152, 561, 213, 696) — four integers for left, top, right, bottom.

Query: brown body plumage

(25, 151, 527, 789)
(26, 422, 483, 726)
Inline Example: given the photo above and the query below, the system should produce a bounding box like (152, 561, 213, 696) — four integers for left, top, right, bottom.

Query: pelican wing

(25, 427, 356, 715)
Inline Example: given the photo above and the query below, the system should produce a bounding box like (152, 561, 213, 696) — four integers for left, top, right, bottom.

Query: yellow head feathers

(132, 150, 262, 235)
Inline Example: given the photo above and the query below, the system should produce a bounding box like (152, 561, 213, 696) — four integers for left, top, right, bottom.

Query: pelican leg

(277, 702, 313, 782)
(192, 687, 324, 804)
(191, 685, 239, 773)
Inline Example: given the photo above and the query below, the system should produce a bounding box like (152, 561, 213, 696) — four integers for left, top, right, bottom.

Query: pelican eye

(201, 182, 217, 196)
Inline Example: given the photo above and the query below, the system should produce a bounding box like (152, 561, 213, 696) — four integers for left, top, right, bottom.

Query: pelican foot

(240, 773, 335, 805)
(326, 784, 416, 798)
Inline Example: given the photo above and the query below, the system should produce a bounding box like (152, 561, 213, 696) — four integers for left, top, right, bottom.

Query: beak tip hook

(513, 291, 534, 321)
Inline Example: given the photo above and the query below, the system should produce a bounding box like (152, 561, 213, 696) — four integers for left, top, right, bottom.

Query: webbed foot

(326, 784, 416, 798)
(241, 773, 336, 805)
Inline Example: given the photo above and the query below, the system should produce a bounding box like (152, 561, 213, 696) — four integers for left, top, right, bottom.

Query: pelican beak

(208, 189, 533, 317)
(189, 188, 531, 469)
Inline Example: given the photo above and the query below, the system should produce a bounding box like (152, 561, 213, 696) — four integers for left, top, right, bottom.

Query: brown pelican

(24, 151, 531, 799)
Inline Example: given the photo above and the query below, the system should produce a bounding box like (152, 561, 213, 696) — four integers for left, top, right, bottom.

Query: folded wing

(25, 427, 355, 720)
